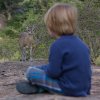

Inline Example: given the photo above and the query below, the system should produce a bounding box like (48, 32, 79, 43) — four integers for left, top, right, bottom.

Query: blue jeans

(26, 65, 63, 94)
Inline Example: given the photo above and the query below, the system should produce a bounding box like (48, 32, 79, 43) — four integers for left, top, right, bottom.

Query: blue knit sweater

(45, 35, 92, 96)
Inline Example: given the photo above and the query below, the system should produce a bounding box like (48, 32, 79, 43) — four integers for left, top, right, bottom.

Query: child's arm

(45, 42, 63, 78)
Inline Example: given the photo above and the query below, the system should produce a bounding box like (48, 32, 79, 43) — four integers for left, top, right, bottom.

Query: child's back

(47, 34, 91, 96)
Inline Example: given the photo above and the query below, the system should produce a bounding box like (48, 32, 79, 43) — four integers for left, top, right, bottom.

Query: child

(16, 3, 92, 97)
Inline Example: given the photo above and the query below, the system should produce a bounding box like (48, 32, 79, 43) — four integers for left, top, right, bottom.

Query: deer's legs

(21, 47, 27, 61)
(29, 46, 33, 62)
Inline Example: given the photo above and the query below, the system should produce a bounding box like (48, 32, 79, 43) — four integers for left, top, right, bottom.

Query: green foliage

(0, 0, 100, 65)
(0, 37, 20, 61)
(0, 0, 84, 37)
(78, 0, 100, 62)
(0, 0, 24, 21)
(79, 0, 100, 34)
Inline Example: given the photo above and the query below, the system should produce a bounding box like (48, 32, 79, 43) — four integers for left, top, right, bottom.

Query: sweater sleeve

(45, 42, 63, 78)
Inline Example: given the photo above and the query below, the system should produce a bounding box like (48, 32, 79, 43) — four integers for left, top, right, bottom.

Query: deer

(19, 25, 38, 62)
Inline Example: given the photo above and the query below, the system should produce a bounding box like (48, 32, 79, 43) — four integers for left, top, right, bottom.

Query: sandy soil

(0, 61, 100, 100)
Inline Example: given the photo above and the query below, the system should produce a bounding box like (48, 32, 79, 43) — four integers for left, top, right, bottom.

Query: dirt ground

(0, 60, 100, 100)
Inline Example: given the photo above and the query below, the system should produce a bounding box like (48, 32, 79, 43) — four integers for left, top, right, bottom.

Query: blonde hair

(44, 3, 78, 36)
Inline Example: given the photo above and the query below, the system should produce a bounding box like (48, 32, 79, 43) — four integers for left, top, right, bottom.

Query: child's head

(44, 3, 78, 37)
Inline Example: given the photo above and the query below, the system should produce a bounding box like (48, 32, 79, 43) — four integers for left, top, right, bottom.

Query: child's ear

(49, 31, 56, 37)
(47, 28, 57, 37)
